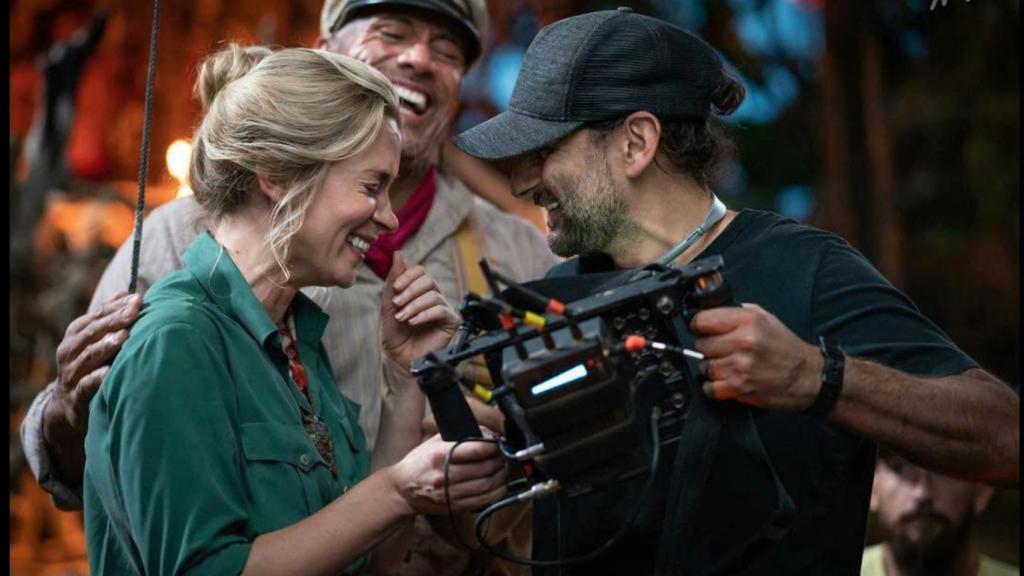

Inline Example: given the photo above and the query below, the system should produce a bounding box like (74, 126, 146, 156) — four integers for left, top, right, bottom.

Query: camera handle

(417, 353, 482, 440)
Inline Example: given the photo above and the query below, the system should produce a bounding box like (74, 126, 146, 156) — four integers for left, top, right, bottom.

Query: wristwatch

(804, 335, 845, 416)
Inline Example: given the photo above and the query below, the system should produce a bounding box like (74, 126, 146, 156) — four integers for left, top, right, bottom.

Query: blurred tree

(641, 0, 1019, 385)
(869, 0, 1018, 385)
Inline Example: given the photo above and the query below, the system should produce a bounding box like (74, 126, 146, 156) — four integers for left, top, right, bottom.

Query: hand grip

(418, 371, 482, 441)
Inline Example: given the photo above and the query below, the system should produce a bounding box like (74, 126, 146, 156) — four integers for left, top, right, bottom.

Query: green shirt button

(299, 454, 310, 466)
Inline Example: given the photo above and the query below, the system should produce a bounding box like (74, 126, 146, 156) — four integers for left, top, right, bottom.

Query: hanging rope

(128, 0, 162, 294)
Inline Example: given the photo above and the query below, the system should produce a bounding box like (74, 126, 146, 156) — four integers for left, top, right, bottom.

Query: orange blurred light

(166, 139, 193, 197)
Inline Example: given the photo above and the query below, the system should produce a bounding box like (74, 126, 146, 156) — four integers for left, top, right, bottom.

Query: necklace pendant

(302, 412, 338, 478)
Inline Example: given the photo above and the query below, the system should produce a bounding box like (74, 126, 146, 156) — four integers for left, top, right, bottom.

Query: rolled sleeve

(811, 241, 979, 376)
(20, 382, 85, 509)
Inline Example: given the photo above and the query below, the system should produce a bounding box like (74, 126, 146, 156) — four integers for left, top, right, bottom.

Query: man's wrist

(42, 391, 75, 442)
(41, 391, 87, 487)
(800, 345, 825, 409)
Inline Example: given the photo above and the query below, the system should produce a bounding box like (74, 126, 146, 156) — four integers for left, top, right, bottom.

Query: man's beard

(400, 117, 451, 177)
(888, 512, 973, 576)
(546, 165, 638, 258)
(401, 141, 437, 179)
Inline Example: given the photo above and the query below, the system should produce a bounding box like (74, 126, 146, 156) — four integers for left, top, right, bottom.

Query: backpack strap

(655, 330, 795, 576)
(453, 215, 494, 387)
(455, 215, 489, 295)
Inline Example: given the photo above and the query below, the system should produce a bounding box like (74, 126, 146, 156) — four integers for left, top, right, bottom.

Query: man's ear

(869, 466, 884, 514)
(255, 172, 286, 203)
(972, 484, 995, 516)
(620, 111, 661, 179)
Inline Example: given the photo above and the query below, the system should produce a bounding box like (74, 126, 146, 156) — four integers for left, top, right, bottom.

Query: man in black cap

(454, 8, 1018, 575)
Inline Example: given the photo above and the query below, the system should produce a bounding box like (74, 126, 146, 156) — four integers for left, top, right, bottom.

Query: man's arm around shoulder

(19, 197, 199, 508)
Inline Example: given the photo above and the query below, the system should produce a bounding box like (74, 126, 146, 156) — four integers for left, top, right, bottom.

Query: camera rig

(412, 254, 794, 571)
(413, 255, 733, 497)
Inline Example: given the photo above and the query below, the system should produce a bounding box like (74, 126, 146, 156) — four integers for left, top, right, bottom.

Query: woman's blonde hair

(189, 43, 401, 280)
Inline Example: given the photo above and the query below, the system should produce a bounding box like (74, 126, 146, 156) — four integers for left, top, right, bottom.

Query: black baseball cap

(454, 8, 724, 160)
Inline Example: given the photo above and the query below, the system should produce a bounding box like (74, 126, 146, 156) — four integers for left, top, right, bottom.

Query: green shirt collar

(183, 231, 328, 349)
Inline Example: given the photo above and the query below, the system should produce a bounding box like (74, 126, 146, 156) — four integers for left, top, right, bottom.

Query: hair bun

(195, 43, 272, 111)
(710, 68, 746, 117)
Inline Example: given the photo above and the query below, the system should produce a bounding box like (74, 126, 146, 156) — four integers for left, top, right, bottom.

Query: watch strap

(805, 335, 845, 416)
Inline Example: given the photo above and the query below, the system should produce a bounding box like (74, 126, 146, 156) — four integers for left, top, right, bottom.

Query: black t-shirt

(529, 209, 977, 576)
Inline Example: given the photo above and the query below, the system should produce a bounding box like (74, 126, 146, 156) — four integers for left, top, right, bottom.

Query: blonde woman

(83, 44, 506, 575)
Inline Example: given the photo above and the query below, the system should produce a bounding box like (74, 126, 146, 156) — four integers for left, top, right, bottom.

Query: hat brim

(453, 110, 583, 160)
(340, 0, 482, 64)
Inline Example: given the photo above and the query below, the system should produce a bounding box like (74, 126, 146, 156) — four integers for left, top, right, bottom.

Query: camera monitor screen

(530, 363, 589, 397)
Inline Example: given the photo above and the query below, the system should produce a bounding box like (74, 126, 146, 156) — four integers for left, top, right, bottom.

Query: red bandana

(364, 167, 438, 278)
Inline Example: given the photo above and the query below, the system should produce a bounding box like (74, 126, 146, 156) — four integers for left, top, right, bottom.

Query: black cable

(128, 0, 161, 294)
(477, 259, 503, 298)
(471, 410, 663, 567)
(487, 267, 554, 314)
(495, 438, 521, 462)
(442, 436, 505, 554)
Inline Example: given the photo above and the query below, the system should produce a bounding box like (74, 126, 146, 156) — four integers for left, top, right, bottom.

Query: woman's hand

(380, 252, 460, 373)
(387, 433, 508, 516)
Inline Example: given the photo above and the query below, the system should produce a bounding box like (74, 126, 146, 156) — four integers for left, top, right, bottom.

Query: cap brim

(343, 0, 482, 64)
(453, 110, 583, 160)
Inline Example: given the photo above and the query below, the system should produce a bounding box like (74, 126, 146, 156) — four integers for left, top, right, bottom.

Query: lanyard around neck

(655, 192, 727, 266)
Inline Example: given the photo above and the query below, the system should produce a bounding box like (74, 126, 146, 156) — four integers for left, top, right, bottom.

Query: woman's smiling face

(288, 118, 402, 288)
